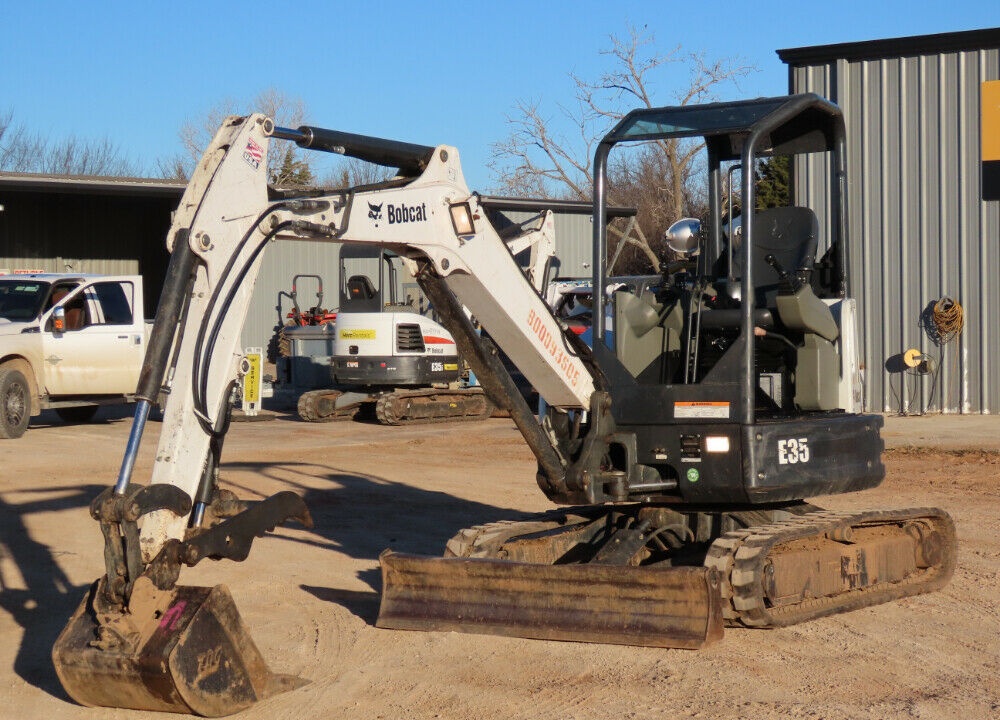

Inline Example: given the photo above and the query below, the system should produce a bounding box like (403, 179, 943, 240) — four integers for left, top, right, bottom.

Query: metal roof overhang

(778, 27, 1000, 65)
(0, 172, 186, 199)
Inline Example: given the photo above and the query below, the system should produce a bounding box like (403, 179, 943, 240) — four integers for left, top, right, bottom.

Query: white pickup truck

(0, 273, 148, 438)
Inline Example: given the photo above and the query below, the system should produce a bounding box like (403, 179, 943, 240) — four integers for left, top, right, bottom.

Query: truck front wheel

(0, 368, 31, 439)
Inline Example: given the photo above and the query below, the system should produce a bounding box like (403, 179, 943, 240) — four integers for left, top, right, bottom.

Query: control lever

(660, 259, 697, 276)
(765, 254, 801, 293)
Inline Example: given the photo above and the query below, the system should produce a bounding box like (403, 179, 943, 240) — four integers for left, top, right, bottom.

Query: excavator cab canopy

(591, 93, 850, 427)
(600, 93, 844, 159)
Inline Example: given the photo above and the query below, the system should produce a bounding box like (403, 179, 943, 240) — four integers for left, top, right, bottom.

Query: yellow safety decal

(984, 81, 1000, 201)
(243, 352, 261, 405)
(339, 328, 376, 340)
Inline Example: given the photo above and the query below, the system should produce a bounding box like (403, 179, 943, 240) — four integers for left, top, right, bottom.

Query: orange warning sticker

(983, 81, 1000, 162)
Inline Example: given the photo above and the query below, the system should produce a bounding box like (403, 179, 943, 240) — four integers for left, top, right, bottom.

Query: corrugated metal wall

(789, 46, 1000, 414)
(487, 208, 594, 279)
(0, 182, 625, 369)
(242, 240, 343, 353)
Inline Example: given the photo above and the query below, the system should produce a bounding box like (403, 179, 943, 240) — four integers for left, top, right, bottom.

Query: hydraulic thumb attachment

(53, 490, 312, 717)
(377, 551, 724, 649)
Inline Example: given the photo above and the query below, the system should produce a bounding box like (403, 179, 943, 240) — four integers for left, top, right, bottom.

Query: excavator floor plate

(377, 550, 724, 649)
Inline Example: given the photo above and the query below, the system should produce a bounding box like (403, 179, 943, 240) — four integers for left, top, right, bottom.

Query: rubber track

(704, 507, 956, 628)
(447, 506, 957, 631)
(297, 390, 360, 423)
(443, 511, 593, 558)
(374, 388, 493, 426)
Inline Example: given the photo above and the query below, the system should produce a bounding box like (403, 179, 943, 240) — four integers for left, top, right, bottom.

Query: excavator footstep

(377, 550, 724, 649)
(53, 582, 307, 717)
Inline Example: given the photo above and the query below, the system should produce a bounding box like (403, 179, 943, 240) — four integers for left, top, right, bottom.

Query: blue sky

(3, 1, 997, 190)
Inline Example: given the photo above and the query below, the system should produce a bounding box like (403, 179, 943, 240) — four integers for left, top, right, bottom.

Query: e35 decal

(777, 437, 810, 465)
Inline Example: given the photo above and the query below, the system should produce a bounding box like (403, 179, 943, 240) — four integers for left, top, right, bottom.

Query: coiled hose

(931, 296, 964, 345)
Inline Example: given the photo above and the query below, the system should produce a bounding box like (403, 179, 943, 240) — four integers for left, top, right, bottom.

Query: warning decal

(674, 401, 730, 419)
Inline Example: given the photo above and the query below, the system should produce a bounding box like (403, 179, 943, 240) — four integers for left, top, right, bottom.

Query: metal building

(0, 173, 342, 355)
(0, 175, 617, 363)
(0, 174, 177, 314)
(778, 28, 1000, 414)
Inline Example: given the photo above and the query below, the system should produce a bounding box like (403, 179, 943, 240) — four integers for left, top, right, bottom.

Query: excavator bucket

(377, 551, 724, 649)
(53, 581, 307, 717)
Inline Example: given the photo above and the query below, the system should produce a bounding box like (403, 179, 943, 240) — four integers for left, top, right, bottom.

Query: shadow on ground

(0, 455, 531, 704)
(0, 484, 106, 700)
(220, 461, 533, 623)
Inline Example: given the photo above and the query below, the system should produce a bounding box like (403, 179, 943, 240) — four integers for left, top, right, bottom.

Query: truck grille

(396, 324, 425, 352)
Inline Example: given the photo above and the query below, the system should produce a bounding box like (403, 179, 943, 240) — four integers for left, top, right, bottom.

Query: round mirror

(664, 218, 702, 256)
(724, 216, 742, 252)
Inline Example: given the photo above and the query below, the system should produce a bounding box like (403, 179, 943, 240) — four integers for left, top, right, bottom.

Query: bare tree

(155, 155, 189, 181)
(0, 111, 39, 171)
(170, 89, 314, 186)
(1, 109, 139, 176)
(322, 156, 395, 188)
(490, 27, 755, 273)
(39, 136, 141, 176)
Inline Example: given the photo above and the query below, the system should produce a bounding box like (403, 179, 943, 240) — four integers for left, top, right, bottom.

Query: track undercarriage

(297, 386, 493, 425)
(378, 503, 955, 644)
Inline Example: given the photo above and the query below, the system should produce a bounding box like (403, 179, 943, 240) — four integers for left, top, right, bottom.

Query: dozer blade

(377, 551, 724, 649)
(53, 581, 306, 717)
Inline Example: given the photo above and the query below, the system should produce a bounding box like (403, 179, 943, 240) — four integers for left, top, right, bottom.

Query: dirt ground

(1, 409, 998, 720)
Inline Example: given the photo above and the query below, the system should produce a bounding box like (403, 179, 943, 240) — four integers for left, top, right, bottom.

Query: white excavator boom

(140, 114, 594, 558)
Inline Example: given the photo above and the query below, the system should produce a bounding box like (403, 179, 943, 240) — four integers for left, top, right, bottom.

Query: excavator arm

(138, 114, 608, 552)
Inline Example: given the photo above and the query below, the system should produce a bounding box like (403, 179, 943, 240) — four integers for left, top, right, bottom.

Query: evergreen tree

(755, 155, 790, 210)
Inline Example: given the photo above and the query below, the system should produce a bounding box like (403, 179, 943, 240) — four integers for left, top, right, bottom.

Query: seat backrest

(731, 206, 819, 308)
(347, 275, 376, 301)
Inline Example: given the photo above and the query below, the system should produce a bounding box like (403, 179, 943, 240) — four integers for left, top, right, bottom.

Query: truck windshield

(0, 280, 51, 321)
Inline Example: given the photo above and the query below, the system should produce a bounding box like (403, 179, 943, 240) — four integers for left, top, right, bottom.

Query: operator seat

(729, 206, 819, 309)
(346, 275, 376, 301)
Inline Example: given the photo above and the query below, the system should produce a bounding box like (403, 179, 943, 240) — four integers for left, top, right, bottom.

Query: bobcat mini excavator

(53, 94, 955, 716)
(293, 207, 555, 424)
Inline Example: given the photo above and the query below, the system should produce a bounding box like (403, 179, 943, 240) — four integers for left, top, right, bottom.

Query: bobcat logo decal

(368, 202, 383, 222)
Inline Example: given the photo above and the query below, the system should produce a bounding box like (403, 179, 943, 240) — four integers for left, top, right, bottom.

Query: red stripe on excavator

(422, 336, 455, 344)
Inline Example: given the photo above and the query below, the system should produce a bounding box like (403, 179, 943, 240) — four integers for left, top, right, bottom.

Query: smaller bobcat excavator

(53, 95, 955, 717)
(293, 215, 554, 425)
(289, 243, 488, 425)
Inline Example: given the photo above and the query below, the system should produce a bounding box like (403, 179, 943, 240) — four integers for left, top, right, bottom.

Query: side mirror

(53, 306, 66, 333)
(665, 218, 702, 257)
